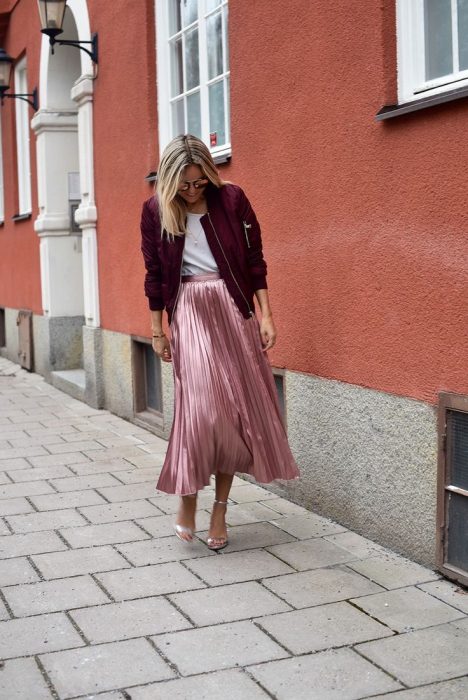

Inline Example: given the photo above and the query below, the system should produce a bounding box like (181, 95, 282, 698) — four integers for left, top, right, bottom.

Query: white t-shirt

(181, 212, 220, 276)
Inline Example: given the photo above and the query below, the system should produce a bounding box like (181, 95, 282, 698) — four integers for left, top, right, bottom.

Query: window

(14, 58, 32, 215)
(437, 392, 468, 587)
(132, 337, 164, 428)
(156, 0, 230, 161)
(397, 0, 468, 104)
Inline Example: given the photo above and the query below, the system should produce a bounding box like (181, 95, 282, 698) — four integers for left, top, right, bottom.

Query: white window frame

(14, 57, 32, 215)
(397, 0, 468, 104)
(156, 0, 231, 160)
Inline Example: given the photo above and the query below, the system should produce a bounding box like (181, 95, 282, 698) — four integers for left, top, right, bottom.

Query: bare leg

(175, 493, 197, 541)
(208, 472, 233, 543)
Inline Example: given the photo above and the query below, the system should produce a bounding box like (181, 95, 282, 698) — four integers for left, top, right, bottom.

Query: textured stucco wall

(276, 369, 438, 566)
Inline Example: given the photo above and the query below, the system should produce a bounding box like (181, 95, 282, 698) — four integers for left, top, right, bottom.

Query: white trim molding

(14, 57, 32, 215)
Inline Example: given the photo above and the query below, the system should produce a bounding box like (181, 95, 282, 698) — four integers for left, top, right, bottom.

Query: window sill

(376, 84, 468, 121)
(212, 151, 231, 165)
(12, 212, 32, 222)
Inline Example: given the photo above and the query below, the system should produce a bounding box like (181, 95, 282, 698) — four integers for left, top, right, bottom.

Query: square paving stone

(356, 619, 468, 686)
(127, 668, 269, 699)
(224, 501, 286, 526)
(0, 556, 40, 585)
(228, 484, 278, 503)
(152, 620, 288, 675)
(261, 565, 385, 608)
(71, 459, 133, 475)
(0, 530, 67, 558)
(49, 473, 121, 492)
(272, 514, 348, 539)
(419, 579, 468, 614)
(0, 480, 55, 499)
(3, 575, 110, 616)
(266, 538, 359, 571)
(40, 638, 175, 698)
(115, 535, 214, 566)
(6, 508, 87, 533)
(248, 647, 402, 699)
(198, 521, 296, 552)
(351, 585, 466, 632)
(30, 490, 107, 511)
(110, 467, 163, 484)
(170, 581, 291, 626)
(347, 552, 441, 589)
(78, 499, 163, 524)
(257, 600, 394, 654)
(372, 676, 468, 698)
(31, 545, 131, 579)
(0, 496, 34, 515)
(97, 482, 161, 502)
(261, 498, 313, 516)
(323, 531, 387, 558)
(0, 658, 54, 699)
(7, 466, 74, 482)
(70, 596, 191, 643)
(184, 549, 295, 586)
(59, 521, 150, 548)
(29, 453, 94, 468)
(0, 612, 85, 658)
(95, 562, 206, 600)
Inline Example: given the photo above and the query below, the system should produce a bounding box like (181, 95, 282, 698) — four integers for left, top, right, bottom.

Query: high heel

(174, 493, 197, 542)
(207, 499, 229, 551)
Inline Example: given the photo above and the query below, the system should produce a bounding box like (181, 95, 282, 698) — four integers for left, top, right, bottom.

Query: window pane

(187, 91, 201, 138)
(172, 99, 185, 136)
(424, 0, 453, 80)
(458, 0, 468, 70)
(207, 10, 223, 79)
(446, 491, 468, 572)
(448, 410, 468, 491)
(209, 80, 225, 146)
(206, 0, 222, 11)
(182, 0, 198, 26)
(144, 343, 162, 412)
(184, 28, 200, 90)
(170, 38, 183, 97)
(168, 0, 182, 35)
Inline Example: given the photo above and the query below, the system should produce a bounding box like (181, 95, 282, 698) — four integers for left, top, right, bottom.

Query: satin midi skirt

(156, 272, 300, 495)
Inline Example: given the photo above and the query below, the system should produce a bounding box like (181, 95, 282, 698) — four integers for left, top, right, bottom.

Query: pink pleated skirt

(156, 272, 300, 495)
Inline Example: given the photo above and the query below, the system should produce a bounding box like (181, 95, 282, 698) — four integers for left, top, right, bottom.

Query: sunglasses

(177, 177, 209, 192)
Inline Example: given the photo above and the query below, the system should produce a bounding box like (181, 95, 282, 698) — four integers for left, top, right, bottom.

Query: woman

(140, 134, 299, 551)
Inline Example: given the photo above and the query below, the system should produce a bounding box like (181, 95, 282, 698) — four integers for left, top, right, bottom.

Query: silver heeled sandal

(207, 499, 229, 551)
(174, 493, 197, 542)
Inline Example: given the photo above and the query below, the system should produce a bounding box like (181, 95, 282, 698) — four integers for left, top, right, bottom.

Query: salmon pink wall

(0, 1, 41, 314)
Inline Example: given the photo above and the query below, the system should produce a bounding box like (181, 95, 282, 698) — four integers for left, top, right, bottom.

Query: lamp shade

(37, 0, 67, 35)
(0, 48, 13, 93)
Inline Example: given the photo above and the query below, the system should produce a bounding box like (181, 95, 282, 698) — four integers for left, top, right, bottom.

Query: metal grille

(447, 409, 468, 490)
(447, 491, 468, 572)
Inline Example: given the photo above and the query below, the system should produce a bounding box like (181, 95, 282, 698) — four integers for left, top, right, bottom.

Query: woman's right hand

(152, 335, 172, 362)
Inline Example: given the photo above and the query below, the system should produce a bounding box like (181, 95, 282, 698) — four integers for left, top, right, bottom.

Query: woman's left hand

(260, 314, 277, 352)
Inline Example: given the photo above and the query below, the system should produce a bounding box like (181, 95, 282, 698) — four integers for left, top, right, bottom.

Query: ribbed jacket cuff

(250, 274, 268, 291)
(148, 297, 165, 311)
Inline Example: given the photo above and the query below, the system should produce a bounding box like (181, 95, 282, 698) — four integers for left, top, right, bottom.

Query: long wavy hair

(156, 134, 225, 240)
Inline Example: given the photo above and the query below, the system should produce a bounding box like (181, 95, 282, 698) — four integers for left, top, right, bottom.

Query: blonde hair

(156, 134, 225, 240)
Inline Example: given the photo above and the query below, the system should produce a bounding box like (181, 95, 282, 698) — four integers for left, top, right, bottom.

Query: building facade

(0, 0, 467, 580)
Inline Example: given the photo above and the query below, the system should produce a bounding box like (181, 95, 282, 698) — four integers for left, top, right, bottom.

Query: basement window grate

(131, 337, 163, 429)
(437, 394, 468, 586)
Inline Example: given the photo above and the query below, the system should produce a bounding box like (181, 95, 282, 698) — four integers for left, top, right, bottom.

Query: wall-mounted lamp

(37, 0, 98, 64)
(0, 49, 38, 109)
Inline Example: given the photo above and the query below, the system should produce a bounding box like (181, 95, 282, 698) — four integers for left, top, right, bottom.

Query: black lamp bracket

(48, 32, 98, 64)
(1, 87, 38, 110)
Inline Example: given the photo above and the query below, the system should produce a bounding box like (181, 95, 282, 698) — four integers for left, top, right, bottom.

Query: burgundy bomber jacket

(140, 182, 268, 325)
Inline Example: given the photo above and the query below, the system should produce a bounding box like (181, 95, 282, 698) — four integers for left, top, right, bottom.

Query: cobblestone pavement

(1, 357, 468, 699)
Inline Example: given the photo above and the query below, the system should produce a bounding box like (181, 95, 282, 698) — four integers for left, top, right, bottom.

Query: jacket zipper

(207, 212, 254, 317)
(243, 220, 252, 248)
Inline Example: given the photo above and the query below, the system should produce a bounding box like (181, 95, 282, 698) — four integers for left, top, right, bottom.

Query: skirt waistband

(181, 272, 221, 282)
